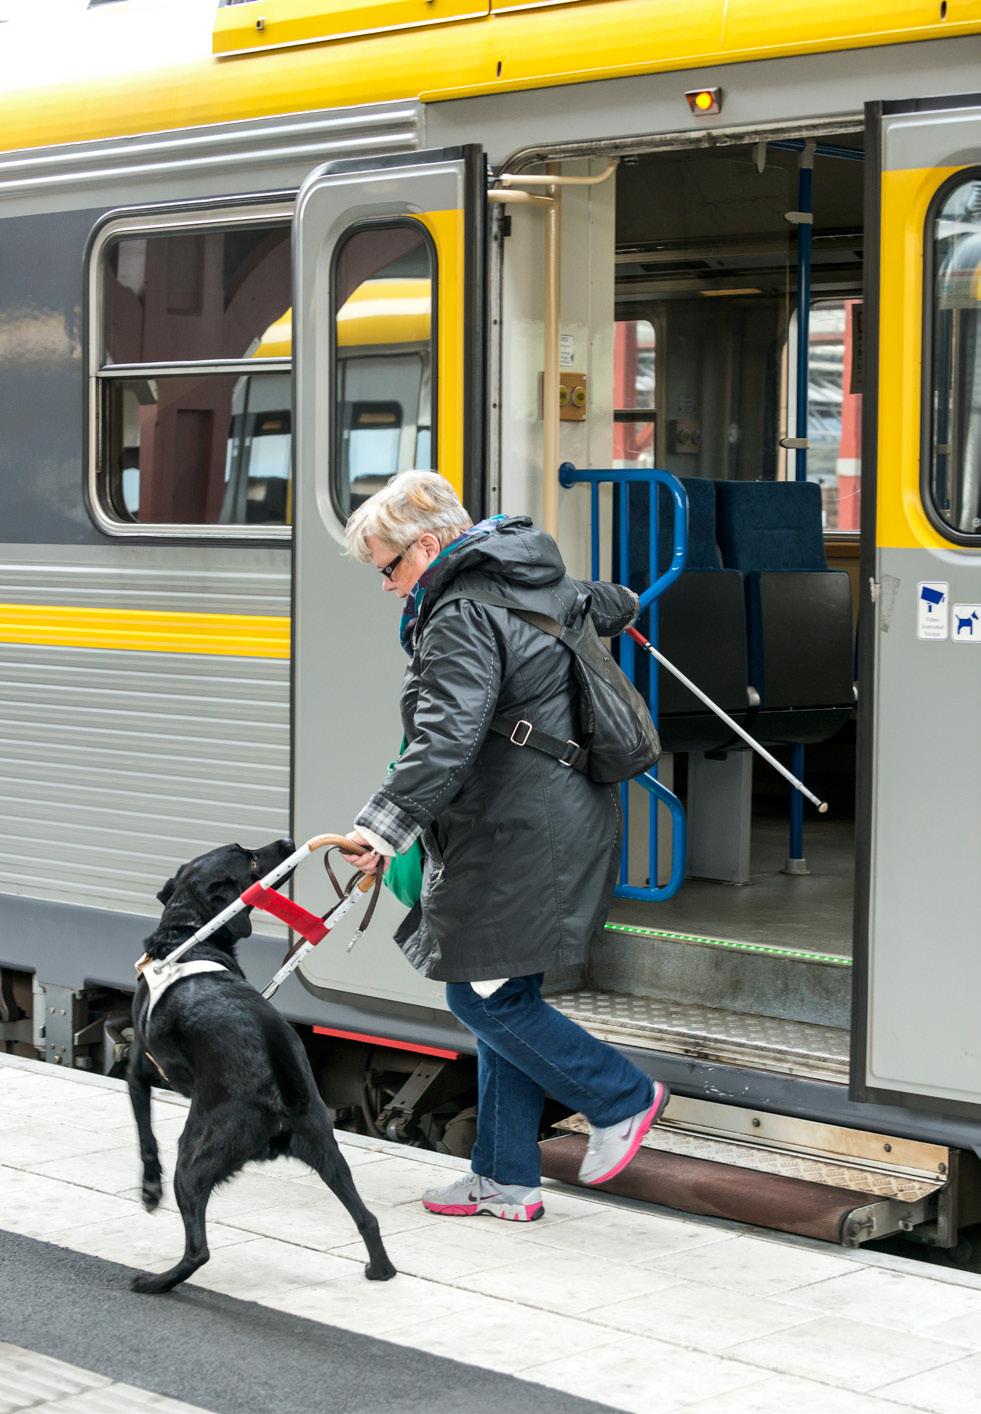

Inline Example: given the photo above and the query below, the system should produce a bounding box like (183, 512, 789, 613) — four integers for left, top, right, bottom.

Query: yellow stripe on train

(0, 605, 291, 660)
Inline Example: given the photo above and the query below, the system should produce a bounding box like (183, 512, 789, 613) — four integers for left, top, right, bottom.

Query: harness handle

(306, 832, 370, 853)
(141, 833, 381, 989)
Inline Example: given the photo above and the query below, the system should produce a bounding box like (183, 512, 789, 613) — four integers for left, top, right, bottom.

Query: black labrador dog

(127, 837, 396, 1293)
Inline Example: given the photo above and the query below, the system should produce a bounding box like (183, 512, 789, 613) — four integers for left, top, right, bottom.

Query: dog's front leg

(127, 1042, 163, 1211)
(132, 1109, 217, 1293)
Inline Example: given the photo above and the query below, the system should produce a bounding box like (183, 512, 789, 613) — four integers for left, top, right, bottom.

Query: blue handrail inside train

(558, 462, 689, 901)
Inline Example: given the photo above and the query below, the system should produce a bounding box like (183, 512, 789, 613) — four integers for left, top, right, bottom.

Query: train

(0, 0, 979, 1255)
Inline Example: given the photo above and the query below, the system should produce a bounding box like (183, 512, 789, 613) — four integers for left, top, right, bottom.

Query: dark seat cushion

(746, 570, 854, 709)
(659, 570, 750, 716)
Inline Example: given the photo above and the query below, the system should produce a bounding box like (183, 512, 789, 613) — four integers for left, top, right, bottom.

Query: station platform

(3, 1053, 981, 1414)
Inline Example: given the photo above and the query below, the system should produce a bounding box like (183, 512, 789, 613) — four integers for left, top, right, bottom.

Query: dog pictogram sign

(952, 604, 981, 642)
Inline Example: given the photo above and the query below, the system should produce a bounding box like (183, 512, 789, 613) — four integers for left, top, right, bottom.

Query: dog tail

(261, 1012, 311, 1115)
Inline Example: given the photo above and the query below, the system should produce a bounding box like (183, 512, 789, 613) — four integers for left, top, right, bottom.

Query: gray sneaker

(422, 1171, 544, 1221)
(577, 1081, 670, 1186)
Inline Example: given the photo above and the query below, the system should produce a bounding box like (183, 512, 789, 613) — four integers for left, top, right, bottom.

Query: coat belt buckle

(559, 740, 581, 768)
(510, 719, 533, 746)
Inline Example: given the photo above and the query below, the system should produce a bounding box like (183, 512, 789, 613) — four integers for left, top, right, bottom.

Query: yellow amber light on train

(686, 88, 722, 115)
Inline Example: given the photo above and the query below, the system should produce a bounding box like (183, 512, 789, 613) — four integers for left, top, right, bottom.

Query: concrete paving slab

(4, 1053, 981, 1414)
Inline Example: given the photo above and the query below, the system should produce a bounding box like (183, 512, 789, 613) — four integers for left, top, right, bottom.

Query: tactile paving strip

(0, 1344, 208, 1414)
(0, 1345, 110, 1413)
(548, 988, 849, 1081)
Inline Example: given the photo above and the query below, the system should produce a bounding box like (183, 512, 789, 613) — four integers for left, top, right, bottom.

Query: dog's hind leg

(127, 1044, 163, 1211)
(291, 1112, 396, 1281)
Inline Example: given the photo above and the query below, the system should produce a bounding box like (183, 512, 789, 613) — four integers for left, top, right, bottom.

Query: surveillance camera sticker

(917, 581, 949, 640)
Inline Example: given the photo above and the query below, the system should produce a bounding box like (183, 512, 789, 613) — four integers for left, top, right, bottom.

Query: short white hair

(345, 470, 473, 563)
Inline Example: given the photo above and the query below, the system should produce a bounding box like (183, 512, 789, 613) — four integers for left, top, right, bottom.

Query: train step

(541, 1096, 950, 1247)
(548, 987, 848, 1082)
(595, 909, 852, 1030)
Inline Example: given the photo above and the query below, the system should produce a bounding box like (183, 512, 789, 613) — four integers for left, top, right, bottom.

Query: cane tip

(818, 801, 829, 814)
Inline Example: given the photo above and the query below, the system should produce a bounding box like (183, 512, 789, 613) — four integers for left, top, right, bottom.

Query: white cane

(626, 626, 829, 813)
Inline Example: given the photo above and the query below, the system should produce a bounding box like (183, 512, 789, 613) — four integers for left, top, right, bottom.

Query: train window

(788, 299, 863, 532)
(928, 176, 981, 540)
(614, 318, 656, 469)
(331, 222, 436, 519)
(92, 214, 292, 533)
(101, 372, 292, 526)
(103, 226, 291, 366)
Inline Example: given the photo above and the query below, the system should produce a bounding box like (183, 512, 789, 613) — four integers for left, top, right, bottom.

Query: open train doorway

(554, 134, 865, 1086)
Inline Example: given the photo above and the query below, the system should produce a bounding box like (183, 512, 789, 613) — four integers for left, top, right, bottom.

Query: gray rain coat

(355, 516, 638, 984)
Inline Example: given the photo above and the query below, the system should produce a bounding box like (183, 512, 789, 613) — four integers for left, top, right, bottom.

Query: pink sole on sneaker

(586, 1081, 671, 1187)
(422, 1200, 544, 1221)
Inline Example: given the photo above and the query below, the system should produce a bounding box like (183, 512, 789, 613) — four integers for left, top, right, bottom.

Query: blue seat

(627, 476, 751, 753)
(715, 481, 854, 745)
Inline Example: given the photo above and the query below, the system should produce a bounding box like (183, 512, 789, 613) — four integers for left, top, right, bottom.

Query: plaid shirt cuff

(355, 792, 424, 855)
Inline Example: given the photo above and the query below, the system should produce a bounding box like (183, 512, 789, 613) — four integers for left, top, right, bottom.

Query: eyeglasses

(378, 540, 419, 579)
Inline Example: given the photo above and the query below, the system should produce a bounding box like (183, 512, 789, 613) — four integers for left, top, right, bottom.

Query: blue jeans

(446, 975, 653, 1188)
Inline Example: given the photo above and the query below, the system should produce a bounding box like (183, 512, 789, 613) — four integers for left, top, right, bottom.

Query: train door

(854, 98, 981, 1113)
(290, 147, 486, 1009)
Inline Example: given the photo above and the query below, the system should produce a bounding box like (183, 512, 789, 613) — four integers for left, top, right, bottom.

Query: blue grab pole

(590, 482, 600, 580)
(619, 486, 631, 884)
(648, 480, 660, 888)
(617, 771, 687, 901)
(559, 463, 689, 901)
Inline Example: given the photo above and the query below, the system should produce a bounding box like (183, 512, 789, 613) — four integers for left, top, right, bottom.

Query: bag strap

(436, 587, 590, 774)
(435, 585, 568, 639)
(489, 715, 589, 773)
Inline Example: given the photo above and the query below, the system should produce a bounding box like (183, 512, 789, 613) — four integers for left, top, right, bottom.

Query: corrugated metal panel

(0, 559, 289, 616)
(0, 644, 290, 919)
(0, 103, 424, 201)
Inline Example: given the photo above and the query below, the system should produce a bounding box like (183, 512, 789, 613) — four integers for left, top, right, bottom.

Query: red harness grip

(241, 883, 329, 944)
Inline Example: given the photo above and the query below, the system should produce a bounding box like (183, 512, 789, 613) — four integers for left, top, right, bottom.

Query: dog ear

(156, 876, 177, 906)
(225, 905, 253, 941)
(207, 877, 253, 940)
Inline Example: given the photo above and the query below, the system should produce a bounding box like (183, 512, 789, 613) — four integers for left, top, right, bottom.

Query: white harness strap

(135, 953, 228, 1020)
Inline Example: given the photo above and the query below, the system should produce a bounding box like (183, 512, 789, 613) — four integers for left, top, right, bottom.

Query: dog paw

(141, 1180, 162, 1212)
(365, 1259, 397, 1282)
(130, 1271, 172, 1295)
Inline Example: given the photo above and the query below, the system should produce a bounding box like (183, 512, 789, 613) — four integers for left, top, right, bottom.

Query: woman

(344, 470, 668, 1222)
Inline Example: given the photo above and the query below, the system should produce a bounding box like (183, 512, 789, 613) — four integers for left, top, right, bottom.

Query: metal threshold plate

(540, 1133, 940, 1246)
(548, 988, 849, 1082)
(554, 1115, 942, 1204)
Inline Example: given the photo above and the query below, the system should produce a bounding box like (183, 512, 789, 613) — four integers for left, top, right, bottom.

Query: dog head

(157, 837, 296, 943)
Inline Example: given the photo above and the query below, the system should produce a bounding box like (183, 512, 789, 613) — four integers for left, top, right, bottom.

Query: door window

(927, 175, 981, 540)
(613, 318, 656, 468)
(787, 299, 863, 532)
(807, 299, 863, 532)
(331, 223, 436, 519)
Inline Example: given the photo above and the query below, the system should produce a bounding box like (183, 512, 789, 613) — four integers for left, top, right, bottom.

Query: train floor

(4, 1055, 981, 1414)
(620, 812, 856, 960)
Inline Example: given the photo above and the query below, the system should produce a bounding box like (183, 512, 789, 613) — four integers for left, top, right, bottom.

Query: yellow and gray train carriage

(1, 0, 979, 1255)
